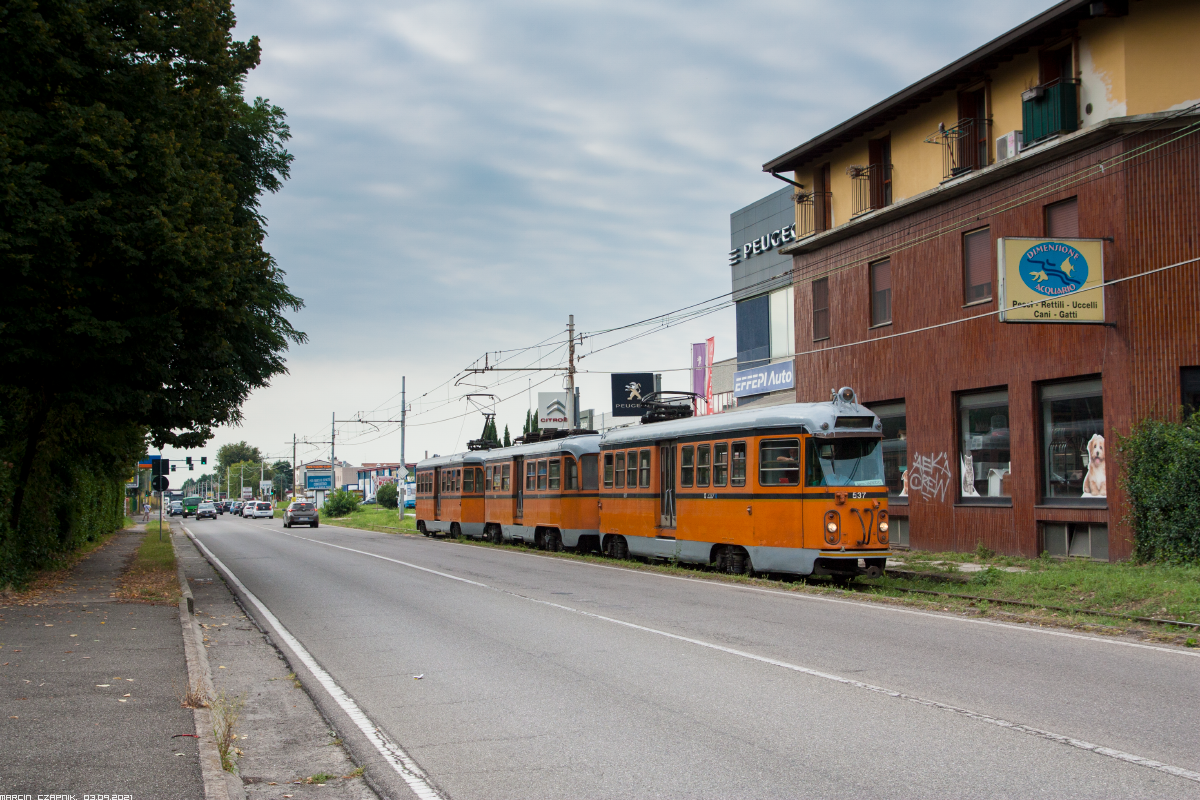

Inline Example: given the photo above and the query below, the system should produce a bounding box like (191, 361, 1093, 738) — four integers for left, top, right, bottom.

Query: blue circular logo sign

(1019, 242, 1088, 297)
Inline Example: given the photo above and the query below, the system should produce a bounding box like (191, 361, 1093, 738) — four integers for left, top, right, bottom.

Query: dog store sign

(997, 238, 1104, 323)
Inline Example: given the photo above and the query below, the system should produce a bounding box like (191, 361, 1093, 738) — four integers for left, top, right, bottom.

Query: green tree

(375, 481, 398, 509)
(218, 442, 264, 479)
(272, 459, 293, 493)
(1, 0, 303, 541)
(228, 460, 270, 497)
(503, 425, 511, 447)
(1121, 411, 1200, 563)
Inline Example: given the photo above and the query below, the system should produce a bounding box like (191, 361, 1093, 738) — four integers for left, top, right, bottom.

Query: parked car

(246, 501, 273, 519)
(283, 501, 319, 528)
(168, 501, 184, 517)
(195, 502, 218, 520)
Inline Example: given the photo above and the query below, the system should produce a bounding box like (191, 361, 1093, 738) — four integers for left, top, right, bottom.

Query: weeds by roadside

(178, 679, 209, 709)
(210, 690, 246, 772)
(115, 525, 180, 604)
(320, 504, 418, 534)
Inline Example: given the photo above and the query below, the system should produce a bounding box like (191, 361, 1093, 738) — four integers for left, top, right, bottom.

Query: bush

(375, 482, 398, 509)
(1120, 411, 1200, 563)
(323, 489, 360, 518)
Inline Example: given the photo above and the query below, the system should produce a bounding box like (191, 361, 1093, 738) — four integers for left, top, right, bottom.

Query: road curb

(170, 526, 245, 800)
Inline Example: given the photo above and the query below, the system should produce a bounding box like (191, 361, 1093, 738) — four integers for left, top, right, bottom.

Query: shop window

(958, 390, 1011, 502)
(697, 445, 711, 487)
(566, 458, 578, 490)
(870, 401, 908, 499)
(963, 227, 992, 303)
(1182, 367, 1200, 415)
(501, 464, 510, 491)
(681, 446, 694, 488)
(526, 462, 536, 491)
(626, 450, 638, 489)
(1043, 522, 1108, 561)
(1045, 197, 1079, 238)
(537, 460, 548, 490)
(760, 439, 801, 486)
(714, 443, 729, 487)
(464, 469, 474, 493)
(639, 450, 651, 488)
(870, 259, 892, 326)
(1041, 379, 1104, 503)
(603, 453, 614, 489)
(615, 452, 626, 488)
(812, 278, 830, 341)
(731, 442, 747, 486)
(548, 460, 561, 490)
(581, 455, 599, 491)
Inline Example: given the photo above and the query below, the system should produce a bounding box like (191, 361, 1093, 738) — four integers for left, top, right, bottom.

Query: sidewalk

(0, 527, 204, 799)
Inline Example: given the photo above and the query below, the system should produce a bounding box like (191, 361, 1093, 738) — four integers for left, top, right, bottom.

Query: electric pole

(400, 376, 407, 521)
(567, 315, 576, 429)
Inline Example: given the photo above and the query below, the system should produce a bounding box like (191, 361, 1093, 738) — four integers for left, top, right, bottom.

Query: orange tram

(416, 390, 893, 579)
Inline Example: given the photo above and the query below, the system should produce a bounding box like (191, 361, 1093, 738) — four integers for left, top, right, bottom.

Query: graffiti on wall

(907, 452, 952, 502)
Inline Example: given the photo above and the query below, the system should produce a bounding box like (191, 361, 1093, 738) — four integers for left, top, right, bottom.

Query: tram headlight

(823, 510, 841, 546)
(827, 522, 838, 533)
(879, 522, 889, 532)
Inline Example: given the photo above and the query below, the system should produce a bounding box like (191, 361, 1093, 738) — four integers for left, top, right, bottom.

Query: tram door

(659, 443, 676, 529)
(433, 467, 442, 519)
(513, 457, 524, 519)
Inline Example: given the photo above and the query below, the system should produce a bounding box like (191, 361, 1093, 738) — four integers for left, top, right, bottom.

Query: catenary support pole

(567, 315, 575, 429)
(400, 376, 406, 520)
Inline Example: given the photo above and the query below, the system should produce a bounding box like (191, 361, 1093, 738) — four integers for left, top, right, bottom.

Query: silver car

(283, 501, 319, 528)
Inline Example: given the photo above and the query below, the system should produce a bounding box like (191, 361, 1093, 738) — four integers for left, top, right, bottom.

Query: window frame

(812, 277, 830, 341)
(626, 450, 638, 489)
(696, 444, 711, 487)
(731, 441, 747, 486)
(1038, 377, 1105, 507)
(501, 464, 510, 491)
(537, 459, 548, 491)
(639, 450, 651, 488)
(759, 438, 801, 487)
(566, 457, 578, 490)
(870, 258, 892, 327)
(714, 442, 728, 487)
(548, 459, 561, 490)
(680, 445, 694, 488)
(963, 226, 992, 305)
(615, 452, 626, 489)
(526, 461, 536, 491)
(604, 452, 614, 489)
(957, 388, 1012, 505)
(463, 468, 473, 493)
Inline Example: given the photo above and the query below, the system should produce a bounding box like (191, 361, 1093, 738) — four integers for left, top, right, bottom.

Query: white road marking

(185, 528, 445, 800)
(266, 527, 1200, 786)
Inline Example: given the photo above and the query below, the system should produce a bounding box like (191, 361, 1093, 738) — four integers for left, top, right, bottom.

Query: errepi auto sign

(733, 361, 794, 399)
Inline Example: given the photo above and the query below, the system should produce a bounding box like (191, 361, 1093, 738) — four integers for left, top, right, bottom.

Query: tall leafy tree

(503, 425, 511, 447)
(216, 442, 263, 478)
(1, 1, 303, 534)
(272, 459, 293, 492)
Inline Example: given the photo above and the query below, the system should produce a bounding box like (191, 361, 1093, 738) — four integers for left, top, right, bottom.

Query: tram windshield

(805, 438, 886, 487)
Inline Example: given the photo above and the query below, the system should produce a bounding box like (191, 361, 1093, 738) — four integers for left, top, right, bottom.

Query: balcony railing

(925, 117, 992, 182)
(848, 163, 893, 216)
(1022, 79, 1079, 147)
(794, 191, 833, 238)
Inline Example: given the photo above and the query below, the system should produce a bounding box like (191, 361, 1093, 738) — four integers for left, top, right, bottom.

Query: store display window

(870, 401, 907, 498)
(958, 389, 1011, 502)
(1041, 379, 1104, 503)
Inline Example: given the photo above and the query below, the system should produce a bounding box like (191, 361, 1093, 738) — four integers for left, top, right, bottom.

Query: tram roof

(599, 401, 881, 447)
(415, 434, 601, 470)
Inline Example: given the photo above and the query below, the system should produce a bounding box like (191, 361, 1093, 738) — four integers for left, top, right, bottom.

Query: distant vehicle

(182, 495, 201, 517)
(168, 501, 184, 517)
(404, 481, 416, 509)
(246, 501, 273, 519)
(231, 501, 245, 515)
(195, 502, 218, 520)
(284, 501, 319, 528)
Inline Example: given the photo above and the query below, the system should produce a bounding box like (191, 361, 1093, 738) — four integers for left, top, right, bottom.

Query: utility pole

(400, 377, 407, 521)
(292, 434, 297, 501)
(331, 411, 336, 491)
(567, 315, 576, 429)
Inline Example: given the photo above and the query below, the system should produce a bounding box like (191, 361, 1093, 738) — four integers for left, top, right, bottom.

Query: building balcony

(1022, 79, 1079, 147)
(925, 117, 992, 182)
(794, 191, 833, 238)
(848, 163, 893, 216)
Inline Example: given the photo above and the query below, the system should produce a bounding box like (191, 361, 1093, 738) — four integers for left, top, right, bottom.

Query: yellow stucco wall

(990, 52, 1039, 140)
(1079, 15, 1127, 127)
(886, 93, 958, 203)
(1124, 0, 1200, 115)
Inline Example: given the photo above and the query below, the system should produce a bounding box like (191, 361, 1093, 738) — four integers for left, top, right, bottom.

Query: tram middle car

(415, 389, 892, 579)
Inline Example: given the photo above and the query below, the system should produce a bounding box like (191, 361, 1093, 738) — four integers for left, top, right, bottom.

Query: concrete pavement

(189, 514, 1200, 799)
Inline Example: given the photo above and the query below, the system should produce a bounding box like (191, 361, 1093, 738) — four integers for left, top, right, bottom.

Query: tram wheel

(545, 530, 562, 552)
(728, 550, 745, 575)
(417, 520, 427, 535)
(450, 522, 461, 539)
(489, 524, 504, 544)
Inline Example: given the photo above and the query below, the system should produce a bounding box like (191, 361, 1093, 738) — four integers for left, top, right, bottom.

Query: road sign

(152, 475, 170, 492)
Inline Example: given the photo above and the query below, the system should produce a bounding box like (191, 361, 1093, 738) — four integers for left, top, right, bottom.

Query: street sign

(306, 472, 333, 490)
(259, 480, 273, 494)
(152, 475, 170, 492)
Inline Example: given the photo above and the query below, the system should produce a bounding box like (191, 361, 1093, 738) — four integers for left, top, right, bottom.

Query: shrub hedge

(375, 482, 398, 509)
(323, 489, 360, 518)
(1120, 411, 1200, 564)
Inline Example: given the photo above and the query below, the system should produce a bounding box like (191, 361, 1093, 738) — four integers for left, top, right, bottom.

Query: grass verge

(115, 524, 181, 604)
(320, 504, 418, 534)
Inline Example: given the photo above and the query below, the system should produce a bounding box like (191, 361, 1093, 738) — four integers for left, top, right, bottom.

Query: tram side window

(502, 464, 510, 491)
(639, 450, 651, 488)
(566, 457, 578, 490)
(455, 469, 461, 492)
(549, 459, 561, 490)
(537, 460, 548, 490)
(731, 442, 747, 486)
(477, 468, 484, 491)
(760, 439, 801, 486)
(615, 452, 626, 488)
(485, 466, 492, 491)
(697, 444, 711, 487)
(526, 462, 536, 491)
(464, 468, 474, 493)
(604, 453, 614, 488)
(626, 450, 638, 488)
(714, 443, 728, 487)
(681, 446, 695, 488)
(582, 455, 600, 490)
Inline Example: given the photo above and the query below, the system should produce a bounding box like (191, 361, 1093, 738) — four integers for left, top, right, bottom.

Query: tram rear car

(415, 452, 485, 537)
(598, 398, 891, 578)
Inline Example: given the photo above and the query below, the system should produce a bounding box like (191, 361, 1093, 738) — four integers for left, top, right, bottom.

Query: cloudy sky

(169, 0, 1052, 479)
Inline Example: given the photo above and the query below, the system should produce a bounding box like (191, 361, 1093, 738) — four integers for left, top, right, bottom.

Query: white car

(245, 501, 273, 519)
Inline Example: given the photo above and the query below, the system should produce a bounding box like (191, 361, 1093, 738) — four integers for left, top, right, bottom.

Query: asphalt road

(188, 513, 1200, 799)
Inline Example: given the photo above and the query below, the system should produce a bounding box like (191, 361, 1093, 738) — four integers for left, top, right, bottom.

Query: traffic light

(186, 456, 192, 466)
(171, 464, 176, 472)
(200, 456, 207, 465)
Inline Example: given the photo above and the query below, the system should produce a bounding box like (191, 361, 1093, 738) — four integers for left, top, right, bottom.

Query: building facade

(763, 0, 1200, 560)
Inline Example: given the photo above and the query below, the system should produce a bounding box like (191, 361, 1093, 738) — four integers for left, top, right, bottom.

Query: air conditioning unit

(996, 130, 1023, 161)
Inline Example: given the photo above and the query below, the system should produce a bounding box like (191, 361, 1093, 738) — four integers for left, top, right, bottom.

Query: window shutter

(812, 278, 829, 340)
(964, 228, 991, 299)
(1046, 197, 1079, 238)
(871, 259, 891, 292)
